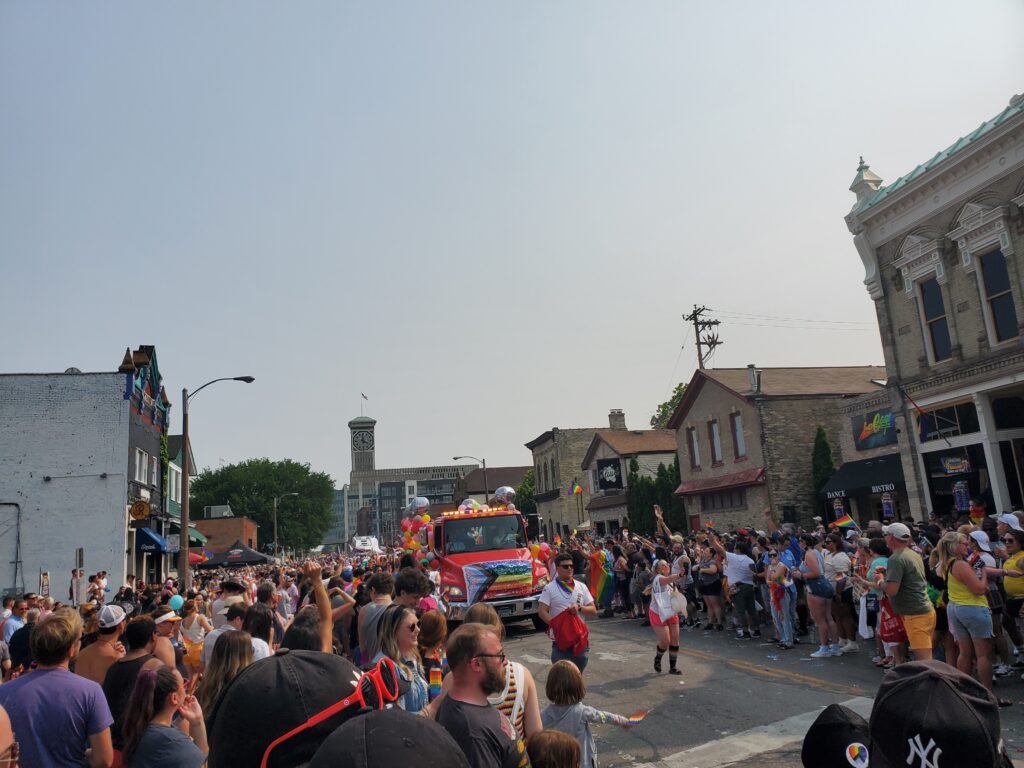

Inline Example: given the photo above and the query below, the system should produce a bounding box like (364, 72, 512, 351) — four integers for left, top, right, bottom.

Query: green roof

(858, 96, 1024, 213)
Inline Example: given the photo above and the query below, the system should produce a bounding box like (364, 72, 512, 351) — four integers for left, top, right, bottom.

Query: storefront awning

(165, 509, 209, 544)
(819, 454, 906, 499)
(675, 467, 766, 496)
(136, 527, 169, 554)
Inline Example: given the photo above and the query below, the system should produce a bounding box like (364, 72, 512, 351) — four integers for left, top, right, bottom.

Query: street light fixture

(453, 455, 487, 504)
(273, 493, 299, 562)
(180, 376, 255, 593)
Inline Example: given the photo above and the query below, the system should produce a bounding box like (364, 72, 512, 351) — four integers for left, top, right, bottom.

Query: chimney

(608, 409, 627, 430)
(747, 364, 761, 394)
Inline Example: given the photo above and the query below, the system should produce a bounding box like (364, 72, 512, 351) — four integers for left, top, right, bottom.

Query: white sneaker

(843, 641, 859, 653)
(830, 644, 844, 656)
(809, 646, 832, 659)
(994, 663, 1012, 677)
(871, 654, 882, 664)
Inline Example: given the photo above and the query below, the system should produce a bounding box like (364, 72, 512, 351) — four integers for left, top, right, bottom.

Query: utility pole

(684, 305, 723, 369)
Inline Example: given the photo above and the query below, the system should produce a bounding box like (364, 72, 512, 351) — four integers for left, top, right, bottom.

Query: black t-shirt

(438, 696, 528, 768)
(569, 550, 587, 577)
(8, 623, 33, 670)
(103, 654, 155, 749)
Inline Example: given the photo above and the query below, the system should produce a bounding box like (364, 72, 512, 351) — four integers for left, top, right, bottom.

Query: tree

(626, 458, 656, 534)
(189, 458, 335, 550)
(516, 469, 537, 518)
(812, 426, 836, 492)
(650, 382, 687, 429)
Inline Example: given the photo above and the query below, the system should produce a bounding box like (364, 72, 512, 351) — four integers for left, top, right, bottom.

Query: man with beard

(438, 623, 530, 768)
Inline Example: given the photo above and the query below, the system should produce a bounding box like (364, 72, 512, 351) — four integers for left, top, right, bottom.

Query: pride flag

(553, 535, 562, 546)
(588, 550, 614, 607)
(830, 514, 856, 529)
(627, 711, 650, 725)
(570, 482, 583, 495)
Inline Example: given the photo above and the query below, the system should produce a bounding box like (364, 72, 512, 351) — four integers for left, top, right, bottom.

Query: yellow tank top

(947, 564, 988, 608)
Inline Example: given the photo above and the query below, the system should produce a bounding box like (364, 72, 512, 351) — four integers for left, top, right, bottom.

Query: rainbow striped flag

(628, 711, 650, 724)
(553, 535, 562, 546)
(428, 667, 443, 701)
(705, 519, 715, 530)
(570, 481, 583, 495)
(588, 551, 614, 607)
(830, 514, 856, 529)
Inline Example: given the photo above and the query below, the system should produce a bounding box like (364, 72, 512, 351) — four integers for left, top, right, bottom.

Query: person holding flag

(539, 553, 597, 672)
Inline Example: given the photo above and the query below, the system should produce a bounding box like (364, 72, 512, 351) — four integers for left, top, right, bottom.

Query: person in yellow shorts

(879, 523, 935, 661)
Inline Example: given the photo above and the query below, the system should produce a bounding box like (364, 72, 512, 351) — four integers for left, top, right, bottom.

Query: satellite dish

(64, 367, 82, 374)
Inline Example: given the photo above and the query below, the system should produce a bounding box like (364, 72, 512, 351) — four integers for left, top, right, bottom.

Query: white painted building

(0, 372, 135, 596)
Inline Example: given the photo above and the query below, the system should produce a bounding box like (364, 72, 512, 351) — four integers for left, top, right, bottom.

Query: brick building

(667, 365, 887, 530)
(526, 411, 625, 539)
(193, 515, 259, 554)
(845, 93, 1024, 518)
(580, 426, 677, 536)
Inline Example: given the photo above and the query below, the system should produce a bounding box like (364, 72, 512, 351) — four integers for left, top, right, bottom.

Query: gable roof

(666, 366, 887, 430)
(581, 430, 676, 469)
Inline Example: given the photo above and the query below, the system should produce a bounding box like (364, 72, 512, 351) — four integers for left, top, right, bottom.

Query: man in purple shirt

(0, 607, 113, 767)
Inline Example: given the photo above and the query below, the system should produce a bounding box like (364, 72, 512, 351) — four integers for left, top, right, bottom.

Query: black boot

(668, 644, 681, 675)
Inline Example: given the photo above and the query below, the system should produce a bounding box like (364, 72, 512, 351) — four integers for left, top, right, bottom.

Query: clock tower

(348, 416, 377, 473)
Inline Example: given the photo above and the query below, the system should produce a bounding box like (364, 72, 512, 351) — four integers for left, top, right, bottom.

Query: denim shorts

(947, 603, 994, 642)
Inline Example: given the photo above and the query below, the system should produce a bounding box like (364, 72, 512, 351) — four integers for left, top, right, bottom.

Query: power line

(723, 321, 874, 332)
(684, 305, 723, 369)
(711, 308, 873, 326)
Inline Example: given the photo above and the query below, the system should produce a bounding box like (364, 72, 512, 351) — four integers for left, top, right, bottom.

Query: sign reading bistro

(851, 409, 898, 451)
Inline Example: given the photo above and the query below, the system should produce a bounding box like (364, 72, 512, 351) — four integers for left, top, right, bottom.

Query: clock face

(352, 430, 374, 451)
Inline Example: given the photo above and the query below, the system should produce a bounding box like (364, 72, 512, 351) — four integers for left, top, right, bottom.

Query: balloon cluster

(400, 499, 433, 567)
(458, 498, 483, 513)
(530, 542, 553, 562)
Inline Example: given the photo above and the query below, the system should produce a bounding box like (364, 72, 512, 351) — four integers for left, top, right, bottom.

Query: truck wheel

(531, 615, 547, 632)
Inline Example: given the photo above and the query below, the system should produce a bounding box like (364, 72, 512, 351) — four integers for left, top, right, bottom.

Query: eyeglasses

(0, 740, 18, 766)
(475, 651, 507, 664)
(259, 658, 401, 768)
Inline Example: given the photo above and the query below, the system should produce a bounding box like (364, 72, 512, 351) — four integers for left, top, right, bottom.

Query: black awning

(819, 453, 905, 499)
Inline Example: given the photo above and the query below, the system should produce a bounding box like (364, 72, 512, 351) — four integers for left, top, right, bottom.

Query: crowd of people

(0, 499, 1022, 767)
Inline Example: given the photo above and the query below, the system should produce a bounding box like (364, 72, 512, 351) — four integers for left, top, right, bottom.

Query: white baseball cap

(969, 530, 992, 553)
(882, 523, 912, 541)
(997, 513, 1023, 531)
(98, 604, 126, 629)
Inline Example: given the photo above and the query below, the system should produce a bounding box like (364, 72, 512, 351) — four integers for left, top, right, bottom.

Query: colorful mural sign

(851, 409, 897, 451)
(942, 456, 971, 475)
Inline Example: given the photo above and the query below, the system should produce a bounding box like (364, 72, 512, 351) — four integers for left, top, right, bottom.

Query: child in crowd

(540, 660, 632, 768)
(527, 729, 581, 768)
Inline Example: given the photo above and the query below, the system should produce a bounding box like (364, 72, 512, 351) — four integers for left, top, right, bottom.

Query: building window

(730, 413, 746, 459)
(549, 459, 557, 491)
(543, 462, 549, 492)
(708, 420, 723, 465)
(700, 488, 746, 511)
(979, 250, 1019, 343)
(918, 401, 980, 443)
(535, 464, 542, 491)
(135, 449, 148, 484)
(168, 466, 181, 503)
(919, 278, 952, 362)
(150, 456, 159, 488)
(686, 428, 700, 469)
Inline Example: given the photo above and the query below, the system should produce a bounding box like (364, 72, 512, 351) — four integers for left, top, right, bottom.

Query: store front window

(922, 443, 992, 516)
(918, 401, 980, 443)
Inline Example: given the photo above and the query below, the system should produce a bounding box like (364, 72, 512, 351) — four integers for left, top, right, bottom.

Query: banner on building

(851, 409, 898, 451)
(942, 456, 971, 475)
(596, 459, 624, 491)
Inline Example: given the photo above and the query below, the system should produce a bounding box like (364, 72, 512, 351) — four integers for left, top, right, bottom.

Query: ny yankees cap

(869, 660, 1013, 768)
(309, 709, 470, 768)
(801, 703, 870, 768)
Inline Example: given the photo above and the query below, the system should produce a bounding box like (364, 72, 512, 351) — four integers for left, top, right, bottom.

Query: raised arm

(302, 561, 332, 653)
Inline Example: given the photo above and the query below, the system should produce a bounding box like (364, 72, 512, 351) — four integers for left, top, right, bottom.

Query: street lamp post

(180, 375, 255, 593)
(453, 455, 487, 503)
(273, 493, 298, 563)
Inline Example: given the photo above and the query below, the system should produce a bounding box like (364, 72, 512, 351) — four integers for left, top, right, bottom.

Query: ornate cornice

(901, 347, 1024, 397)
(893, 235, 946, 293)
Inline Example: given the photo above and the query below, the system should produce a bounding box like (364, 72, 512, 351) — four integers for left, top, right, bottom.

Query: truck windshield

(443, 515, 526, 554)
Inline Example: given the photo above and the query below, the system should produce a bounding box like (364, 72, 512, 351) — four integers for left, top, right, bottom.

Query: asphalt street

(503, 614, 1024, 767)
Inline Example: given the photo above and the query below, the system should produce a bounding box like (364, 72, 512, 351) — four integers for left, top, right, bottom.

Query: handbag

(653, 584, 676, 621)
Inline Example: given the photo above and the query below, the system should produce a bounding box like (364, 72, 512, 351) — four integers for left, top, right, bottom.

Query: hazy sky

(2, 3, 1022, 485)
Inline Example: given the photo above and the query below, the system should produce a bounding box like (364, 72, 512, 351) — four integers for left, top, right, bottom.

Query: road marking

(518, 653, 550, 665)
(675, 646, 870, 697)
(630, 696, 873, 768)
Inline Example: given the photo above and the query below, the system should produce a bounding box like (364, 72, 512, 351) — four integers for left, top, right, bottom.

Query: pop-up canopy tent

(194, 539, 272, 569)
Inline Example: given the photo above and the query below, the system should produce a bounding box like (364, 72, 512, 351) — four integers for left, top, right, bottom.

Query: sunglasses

(405, 621, 420, 632)
(556, 563, 573, 569)
(259, 658, 401, 768)
(768, 553, 779, 558)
